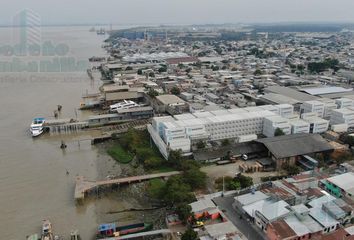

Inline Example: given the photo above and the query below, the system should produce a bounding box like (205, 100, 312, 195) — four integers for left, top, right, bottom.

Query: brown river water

(0, 26, 139, 240)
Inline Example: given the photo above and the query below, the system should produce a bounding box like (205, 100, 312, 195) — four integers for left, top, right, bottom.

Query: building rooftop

(284, 215, 311, 237)
(327, 172, 354, 195)
(258, 200, 290, 221)
(308, 194, 336, 208)
(255, 133, 334, 159)
(203, 221, 239, 238)
(155, 94, 186, 105)
(234, 191, 269, 206)
(260, 93, 299, 105)
(190, 198, 216, 213)
(299, 86, 353, 96)
(270, 220, 296, 239)
(309, 207, 339, 228)
(265, 86, 318, 102)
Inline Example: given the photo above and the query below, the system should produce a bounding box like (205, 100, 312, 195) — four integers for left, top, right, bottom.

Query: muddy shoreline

(86, 141, 167, 239)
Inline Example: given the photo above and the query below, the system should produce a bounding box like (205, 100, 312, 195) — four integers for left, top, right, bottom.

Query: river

(0, 26, 125, 239)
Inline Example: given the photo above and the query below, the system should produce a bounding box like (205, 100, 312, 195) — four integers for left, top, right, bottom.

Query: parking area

(212, 194, 267, 240)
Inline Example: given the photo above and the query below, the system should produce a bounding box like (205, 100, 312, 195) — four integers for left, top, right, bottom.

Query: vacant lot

(201, 160, 281, 184)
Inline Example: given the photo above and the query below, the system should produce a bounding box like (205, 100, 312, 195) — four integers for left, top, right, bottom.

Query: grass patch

(107, 145, 134, 164)
(148, 165, 177, 174)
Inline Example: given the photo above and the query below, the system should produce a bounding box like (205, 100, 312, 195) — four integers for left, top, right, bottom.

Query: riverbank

(88, 142, 168, 236)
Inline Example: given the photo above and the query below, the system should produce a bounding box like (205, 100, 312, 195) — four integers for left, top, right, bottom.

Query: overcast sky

(3, 0, 354, 25)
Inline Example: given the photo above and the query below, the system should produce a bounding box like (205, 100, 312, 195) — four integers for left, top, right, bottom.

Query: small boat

(96, 28, 106, 35)
(30, 118, 46, 137)
(96, 222, 153, 239)
(109, 100, 140, 112)
(41, 220, 54, 240)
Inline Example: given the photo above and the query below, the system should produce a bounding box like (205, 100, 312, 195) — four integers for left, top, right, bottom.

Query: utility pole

(222, 175, 225, 197)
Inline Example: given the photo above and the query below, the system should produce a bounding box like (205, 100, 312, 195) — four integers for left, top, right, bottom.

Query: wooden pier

(101, 229, 171, 240)
(44, 119, 88, 134)
(74, 171, 181, 202)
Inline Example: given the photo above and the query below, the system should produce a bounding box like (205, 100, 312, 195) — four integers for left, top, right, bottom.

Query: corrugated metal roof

(300, 86, 353, 96)
(255, 133, 334, 159)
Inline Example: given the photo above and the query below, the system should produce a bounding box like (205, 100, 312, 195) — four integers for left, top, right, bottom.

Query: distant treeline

(253, 24, 343, 33)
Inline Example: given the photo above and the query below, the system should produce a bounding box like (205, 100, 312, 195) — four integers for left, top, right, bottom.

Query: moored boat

(30, 118, 46, 137)
(96, 222, 153, 239)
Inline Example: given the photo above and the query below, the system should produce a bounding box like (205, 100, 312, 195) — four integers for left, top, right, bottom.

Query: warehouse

(255, 134, 334, 169)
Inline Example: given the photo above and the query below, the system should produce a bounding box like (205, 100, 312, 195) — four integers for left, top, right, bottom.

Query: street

(213, 194, 266, 240)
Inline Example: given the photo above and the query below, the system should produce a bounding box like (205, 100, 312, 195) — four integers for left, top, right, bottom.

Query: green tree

(164, 175, 195, 205)
(170, 86, 181, 95)
(235, 174, 253, 188)
(148, 72, 155, 77)
(274, 128, 285, 136)
(283, 164, 301, 175)
(229, 180, 241, 190)
(183, 167, 207, 190)
(176, 203, 192, 224)
(125, 66, 133, 71)
(181, 228, 198, 240)
(147, 89, 159, 98)
(344, 135, 354, 148)
(221, 139, 230, 146)
(158, 66, 167, 73)
(147, 179, 166, 199)
(178, 63, 185, 69)
(211, 65, 220, 71)
(196, 141, 205, 149)
(144, 156, 163, 169)
(137, 69, 143, 75)
(215, 176, 241, 191)
(254, 69, 263, 76)
(168, 149, 183, 168)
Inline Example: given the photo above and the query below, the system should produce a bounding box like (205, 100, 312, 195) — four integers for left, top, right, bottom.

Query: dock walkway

(75, 171, 180, 201)
(101, 229, 171, 239)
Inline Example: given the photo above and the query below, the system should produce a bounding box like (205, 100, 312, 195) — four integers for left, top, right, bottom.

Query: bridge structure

(74, 171, 181, 201)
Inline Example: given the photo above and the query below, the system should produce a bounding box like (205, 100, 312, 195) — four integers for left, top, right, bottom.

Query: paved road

(213, 194, 266, 240)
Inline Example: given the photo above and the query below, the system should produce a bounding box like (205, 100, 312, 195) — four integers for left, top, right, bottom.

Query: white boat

(30, 118, 46, 137)
(109, 100, 139, 112)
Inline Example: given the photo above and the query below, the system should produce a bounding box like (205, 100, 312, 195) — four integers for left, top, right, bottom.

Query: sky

(3, 0, 354, 26)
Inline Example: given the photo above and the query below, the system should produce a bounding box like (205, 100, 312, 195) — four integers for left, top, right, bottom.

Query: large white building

(330, 108, 354, 127)
(300, 101, 325, 118)
(149, 104, 326, 159)
(263, 115, 291, 137)
(335, 98, 354, 109)
(149, 106, 277, 158)
(318, 98, 338, 118)
(301, 113, 329, 134)
(290, 119, 310, 134)
(274, 104, 294, 118)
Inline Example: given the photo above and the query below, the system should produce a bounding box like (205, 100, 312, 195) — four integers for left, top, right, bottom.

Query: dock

(74, 171, 181, 201)
(44, 119, 88, 133)
(101, 229, 171, 240)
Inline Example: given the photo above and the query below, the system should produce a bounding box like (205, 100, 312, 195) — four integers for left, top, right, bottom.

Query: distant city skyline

(2, 0, 354, 26)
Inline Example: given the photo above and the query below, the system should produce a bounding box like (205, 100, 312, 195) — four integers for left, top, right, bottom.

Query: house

(323, 172, 354, 199)
(101, 84, 144, 104)
(153, 94, 188, 114)
(190, 198, 222, 220)
(199, 221, 241, 240)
